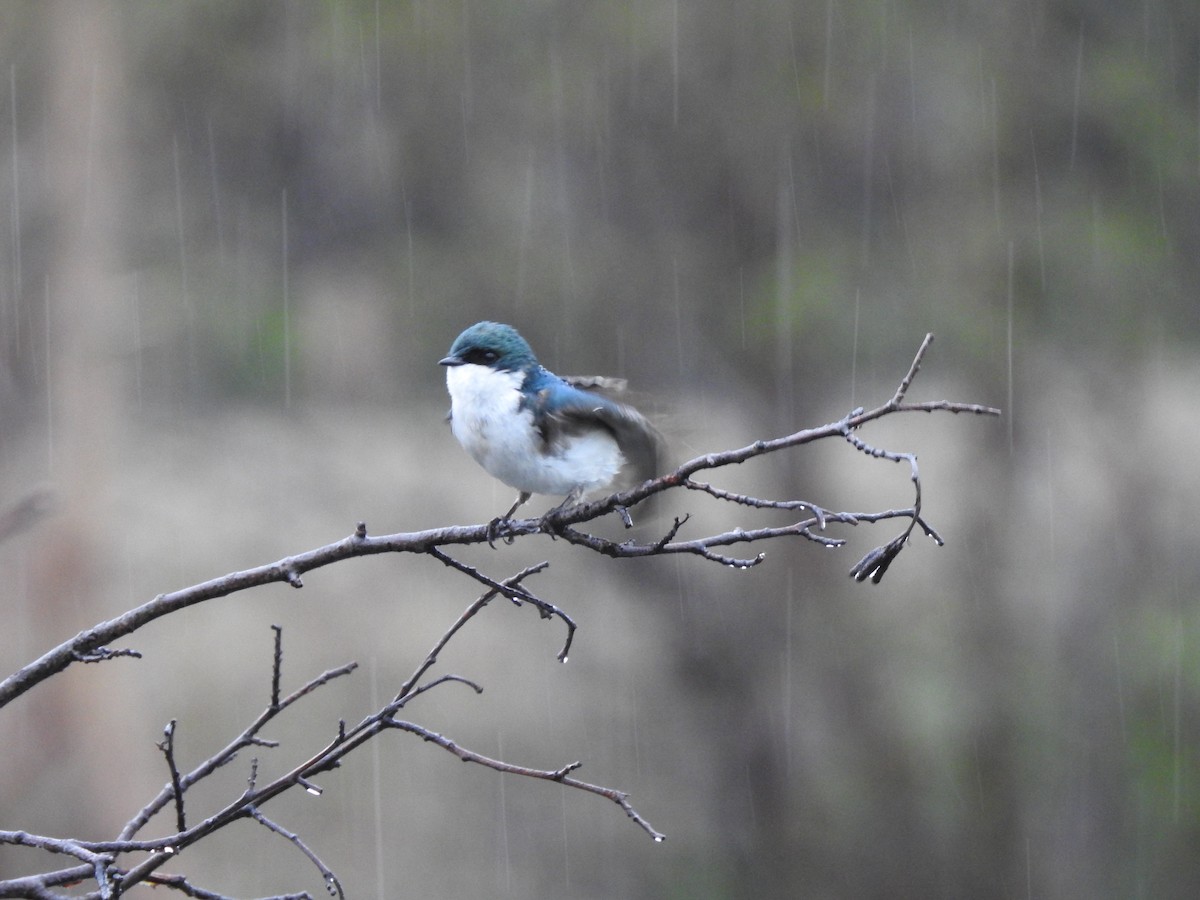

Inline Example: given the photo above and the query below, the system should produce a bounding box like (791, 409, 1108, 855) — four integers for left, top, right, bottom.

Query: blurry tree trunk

(18, 0, 130, 828)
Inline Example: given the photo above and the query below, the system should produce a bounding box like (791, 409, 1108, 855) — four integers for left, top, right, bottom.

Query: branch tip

(552, 762, 583, 780)
(156, 719, 187, 834)
(72, 646, 143, 664)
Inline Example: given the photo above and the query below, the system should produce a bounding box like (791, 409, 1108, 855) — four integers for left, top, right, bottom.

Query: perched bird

(440, 321, 664, 523)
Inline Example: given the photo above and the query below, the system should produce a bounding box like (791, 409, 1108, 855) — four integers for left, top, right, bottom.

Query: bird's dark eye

(464, 348, 498, 365)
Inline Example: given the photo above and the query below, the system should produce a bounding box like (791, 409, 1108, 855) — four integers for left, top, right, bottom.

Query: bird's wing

(560, 374, 628, 394)
(526, 372, 665, 485)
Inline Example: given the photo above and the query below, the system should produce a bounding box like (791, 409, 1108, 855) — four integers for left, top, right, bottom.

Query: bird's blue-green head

(439, 321, 538, 372)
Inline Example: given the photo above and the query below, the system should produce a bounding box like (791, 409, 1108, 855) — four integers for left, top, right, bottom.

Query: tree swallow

(439, 321, 664, 523)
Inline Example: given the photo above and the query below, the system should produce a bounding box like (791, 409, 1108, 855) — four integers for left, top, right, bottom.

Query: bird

(439, 321, 664, 527)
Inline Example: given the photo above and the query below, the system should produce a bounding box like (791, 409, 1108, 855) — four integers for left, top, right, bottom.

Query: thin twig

(117, 657, 357, 843)
(157, 720, 187, 835)
(384, 717, 666, 842)
(426, 549, 576, 661)
(247, 808, 343, 900)
(270, 624, 283, 710)
(71, 647, 142, 664)
(143, 870, 315, 899)
(393, 562, 549, 702)
(890, 332, 934, 405)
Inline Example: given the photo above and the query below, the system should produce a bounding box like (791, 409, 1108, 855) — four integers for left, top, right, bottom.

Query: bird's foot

(486, 491, 533, 546)
(538, 502, 582, 540)
(536, 509, 561, 540)
(486, 516, 519, 548)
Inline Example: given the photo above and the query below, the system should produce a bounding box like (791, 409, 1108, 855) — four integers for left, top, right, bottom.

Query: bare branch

(395, 561, 549, 702)
(157, 719, 187, 834)
(2, 587, 666, 893)
(116, 657, 358, 843)
(890, 331, 934, 405)
(0, 863, 95, 899)
(142, 871, 315, 900)
(384, 717, 667, 842)
(270, 624, 284, 709)
(247, 808, 343, 900)
(0, 334, 995, 896)
(71, 646, 142, 664)
(0, 336, 997, 709)
(425, 549, 576, 661)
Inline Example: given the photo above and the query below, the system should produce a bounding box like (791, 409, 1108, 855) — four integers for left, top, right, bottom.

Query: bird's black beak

(439, 355, 465, 367)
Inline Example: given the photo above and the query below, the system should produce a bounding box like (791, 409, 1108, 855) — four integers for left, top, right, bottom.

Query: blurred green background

(1, 1, 1197, 897)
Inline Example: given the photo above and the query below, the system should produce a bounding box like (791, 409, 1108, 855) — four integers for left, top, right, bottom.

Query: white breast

(446, 365, 623, 497)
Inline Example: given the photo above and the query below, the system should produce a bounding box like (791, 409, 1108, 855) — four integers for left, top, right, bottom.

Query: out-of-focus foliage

(3, 0, 1192, 406)
(1, 1, 1197, 898)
